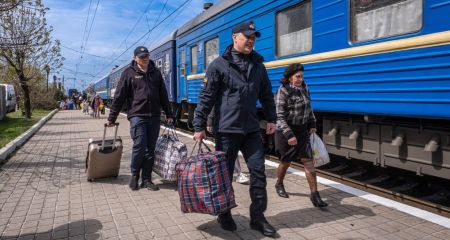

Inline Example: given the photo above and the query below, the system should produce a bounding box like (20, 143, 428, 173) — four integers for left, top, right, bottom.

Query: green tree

(0, 0, 63, 118)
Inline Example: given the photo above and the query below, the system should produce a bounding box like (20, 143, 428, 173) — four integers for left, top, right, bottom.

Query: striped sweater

(275, 84, 316, 139)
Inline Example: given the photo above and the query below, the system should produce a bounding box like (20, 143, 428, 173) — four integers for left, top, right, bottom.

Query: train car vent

(391, 132, 405, 147)
(328, 126, 339, 137)
(203, 3, 213, 10)
(424, 134, 440, 152)
(349, 128, 360, 140)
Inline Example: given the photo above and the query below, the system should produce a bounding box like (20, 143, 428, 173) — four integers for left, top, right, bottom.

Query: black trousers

(215, 131, 267, 220)
(129, 116, 161, 181)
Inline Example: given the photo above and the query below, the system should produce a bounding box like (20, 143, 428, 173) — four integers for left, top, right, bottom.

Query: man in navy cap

(107, 46, 173, 191)
(193, 21, 277, 237)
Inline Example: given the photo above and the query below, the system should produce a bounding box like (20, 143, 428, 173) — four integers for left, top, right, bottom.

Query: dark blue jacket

(193, 45, 276, 134)
(108, 60, 173, 123)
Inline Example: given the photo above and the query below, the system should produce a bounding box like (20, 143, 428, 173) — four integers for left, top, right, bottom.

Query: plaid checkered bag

(176, 141, 237, 215)
(154, 126, 187, 182)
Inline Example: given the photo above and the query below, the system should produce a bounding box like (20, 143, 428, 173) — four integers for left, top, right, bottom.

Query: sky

(43, 0, 219, 91)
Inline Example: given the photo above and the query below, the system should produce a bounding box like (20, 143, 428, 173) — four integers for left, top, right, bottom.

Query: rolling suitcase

(86, 123, 122, 181)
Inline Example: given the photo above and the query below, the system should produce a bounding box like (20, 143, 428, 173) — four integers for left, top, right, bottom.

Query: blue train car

(109, 64, 129, 99)
(93, 74, 109, 101)
(149, 31, 178, 107)
(175, 0, 239, 124)
(173, 0, 450, 179)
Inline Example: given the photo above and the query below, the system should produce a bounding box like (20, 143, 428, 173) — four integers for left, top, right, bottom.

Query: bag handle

(102, 122, 119, 151)
(161, 123, 179, 140)
(190, 140, 212, 156)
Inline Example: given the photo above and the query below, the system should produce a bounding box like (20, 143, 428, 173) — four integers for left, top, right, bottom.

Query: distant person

(274, 63, 327, 208)
(92, 95, 103, 118)
(82, 99, 89, 114)
(107, 46, 173, 191)
(78, 96, 83, 109)
(193, 21, 277, 236)
(71, 93, 78, 110)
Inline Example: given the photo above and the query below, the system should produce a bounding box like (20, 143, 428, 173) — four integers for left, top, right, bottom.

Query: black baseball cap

(134, 46, 149, 57)
(232, 21, 261, 38)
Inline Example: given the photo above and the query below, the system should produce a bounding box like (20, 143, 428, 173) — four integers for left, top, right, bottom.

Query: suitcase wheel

(88, 178, 94, 182)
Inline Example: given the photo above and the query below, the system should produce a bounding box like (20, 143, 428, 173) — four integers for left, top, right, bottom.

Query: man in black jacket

(193, 21, 277, 237)
(107, 46, 173, 191)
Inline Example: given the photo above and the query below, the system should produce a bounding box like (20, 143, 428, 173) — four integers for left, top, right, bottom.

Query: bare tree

(0, 0, 63, 118)
(0, 0, 24, 12)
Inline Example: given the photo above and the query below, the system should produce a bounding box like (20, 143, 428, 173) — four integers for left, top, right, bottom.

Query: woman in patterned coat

(274, 63, 327, 208)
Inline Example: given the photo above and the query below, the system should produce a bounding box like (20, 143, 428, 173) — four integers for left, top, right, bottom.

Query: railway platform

(0, 109, 449, 240)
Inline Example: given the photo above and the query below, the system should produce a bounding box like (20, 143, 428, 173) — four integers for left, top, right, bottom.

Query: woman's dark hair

(280, 63, 304, 84)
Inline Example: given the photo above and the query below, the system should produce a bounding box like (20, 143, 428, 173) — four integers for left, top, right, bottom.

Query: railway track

(171, 124, 450, 218)
(267, 154, 450, 218)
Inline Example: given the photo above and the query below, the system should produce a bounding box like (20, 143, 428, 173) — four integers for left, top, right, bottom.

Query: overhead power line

(62, 45, 112, 60)
(91, 0, 193, 81)
(62, 67, 96, 77)
(80, 0, 93, 57)
(75, 0, 100, 83)
(79, 0, 100, 61)
(110, 0, 156, 57)
(143, 0, 169, 44)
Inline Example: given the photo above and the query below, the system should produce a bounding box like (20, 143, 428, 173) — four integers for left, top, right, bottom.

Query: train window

(204, 37, 219, 70)
(190, 45, 198, 74)
(350, 0, 423, 42)
(157, 59, 163, 73)
(180, 50, 186, 76)
(276, 0, 312, 57)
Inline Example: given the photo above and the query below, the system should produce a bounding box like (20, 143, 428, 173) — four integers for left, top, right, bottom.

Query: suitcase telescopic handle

(102, 123, 119, 151)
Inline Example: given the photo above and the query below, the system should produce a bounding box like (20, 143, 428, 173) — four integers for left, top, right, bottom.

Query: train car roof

(93, 63, 129, 82)
(110, 63, 130, 75)
(177, 0, 240, 37)
(93, 73, 109, 84)
(148, 31, 177, 52)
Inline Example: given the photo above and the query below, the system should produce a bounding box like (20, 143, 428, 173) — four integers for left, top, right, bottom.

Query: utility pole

(44, 64, 50, 91)
(53, 75, 57, 89)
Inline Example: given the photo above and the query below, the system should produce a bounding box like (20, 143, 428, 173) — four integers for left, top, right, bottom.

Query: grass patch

(0, 109, 52, 148)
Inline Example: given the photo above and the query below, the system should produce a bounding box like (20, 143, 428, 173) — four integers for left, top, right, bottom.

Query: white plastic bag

(310, 133, 330, 167)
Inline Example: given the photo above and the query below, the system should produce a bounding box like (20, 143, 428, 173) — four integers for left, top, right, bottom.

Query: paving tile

(0, 110, 447, 240)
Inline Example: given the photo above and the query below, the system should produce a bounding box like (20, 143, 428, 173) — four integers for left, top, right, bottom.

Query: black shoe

(310, 191, 328, 208)
(129, 174, 139, 191)
(275, 184, 289, 198)
(217, 212, 237, 231)
(250, 218, 276, 237)
(140, 180, 160, 191)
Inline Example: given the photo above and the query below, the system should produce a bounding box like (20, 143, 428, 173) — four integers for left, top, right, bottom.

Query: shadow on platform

(197, 187, 375, 239)
(0, 219, 102, 239)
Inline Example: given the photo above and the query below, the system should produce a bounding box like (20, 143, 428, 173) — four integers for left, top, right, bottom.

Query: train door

(177, 47, 189, 123)
(178, 48, 187, 102)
